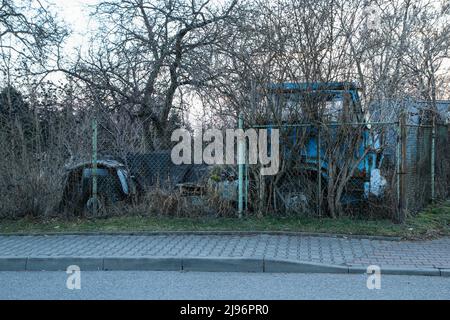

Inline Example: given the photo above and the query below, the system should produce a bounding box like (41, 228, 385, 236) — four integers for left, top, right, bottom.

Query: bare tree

(0, 0, 68, 82)
(403, 1, 450, 109)
(57, 0, 238, 149)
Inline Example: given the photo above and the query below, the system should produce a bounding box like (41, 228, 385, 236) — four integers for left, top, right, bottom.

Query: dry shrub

(105, 185, 236, 218)
(0, 113, 92, 219)
(0, 145, 66, 219)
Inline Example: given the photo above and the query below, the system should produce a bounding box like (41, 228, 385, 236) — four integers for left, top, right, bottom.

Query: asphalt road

(0, 271, 449, 300)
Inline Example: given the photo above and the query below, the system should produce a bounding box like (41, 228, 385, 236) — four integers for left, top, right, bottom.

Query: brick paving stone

(0, 235, 449, 269)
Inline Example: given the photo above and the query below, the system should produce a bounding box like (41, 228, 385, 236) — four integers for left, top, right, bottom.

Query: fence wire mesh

(403, 125, 432, 214)
(0, 105, 448, 221)
(245, 122, 399, 219)
(435, 124, 450, 200)
(78, 115, 447, 221)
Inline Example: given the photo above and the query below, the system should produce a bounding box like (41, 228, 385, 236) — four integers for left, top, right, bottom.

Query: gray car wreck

(60, 159, 137, 216)
(60, 153, 239, 216)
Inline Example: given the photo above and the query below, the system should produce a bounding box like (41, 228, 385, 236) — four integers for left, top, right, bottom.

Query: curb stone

(0, 256, 444, 276)
(348, 266, 369, 274)
(0, 257, 27, 271)
(26, 257, 103, 271)
(103, 257, 182, 271)
(375, 266, 440, 277)
(439, 269, 450, 277)
(348, 265, 441, 277)
(182, 257, 263, 272)
(264, 259, 349, 274)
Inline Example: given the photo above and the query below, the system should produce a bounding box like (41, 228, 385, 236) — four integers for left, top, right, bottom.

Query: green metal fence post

(316, 125, 322, 217)
(238, 112, 245, 218)
(92, 118, 98, 217)
(396, 113, 407, 223)
(396, 119, 401, 222)
(245, 152, 249, 212)
(431, 116, 436, 203)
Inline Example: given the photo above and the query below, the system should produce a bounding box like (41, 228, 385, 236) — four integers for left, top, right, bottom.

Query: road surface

(0, 271, 449, 300)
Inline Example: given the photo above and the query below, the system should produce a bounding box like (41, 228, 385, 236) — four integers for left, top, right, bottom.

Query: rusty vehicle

(60, 159, 138, 216)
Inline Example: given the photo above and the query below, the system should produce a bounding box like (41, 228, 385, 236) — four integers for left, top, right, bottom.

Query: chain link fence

(435, 124, 450, 200)
(71, 113, 448, 221)
(244, 122, 398, 219)
(64, 109, 237, 218)
(0, 105, 448, 221)
(402, 124, 432, 215)
(244, 119, 449, 221)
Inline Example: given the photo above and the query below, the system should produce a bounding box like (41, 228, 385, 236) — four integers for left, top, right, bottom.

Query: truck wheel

(85, 196, 106, 218)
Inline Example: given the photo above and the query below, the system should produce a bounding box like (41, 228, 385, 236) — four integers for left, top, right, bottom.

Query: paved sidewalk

(0, 234, 449, 275)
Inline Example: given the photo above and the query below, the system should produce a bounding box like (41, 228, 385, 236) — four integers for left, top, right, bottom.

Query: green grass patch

(0, 201, 449, 239)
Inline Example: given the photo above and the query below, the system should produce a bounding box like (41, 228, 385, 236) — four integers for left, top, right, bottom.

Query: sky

(51, 0, 100, 54)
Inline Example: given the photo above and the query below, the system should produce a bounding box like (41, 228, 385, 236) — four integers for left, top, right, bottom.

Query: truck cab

(263, 82, 382, 209)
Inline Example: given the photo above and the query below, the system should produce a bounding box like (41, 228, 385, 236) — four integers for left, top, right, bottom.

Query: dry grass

(108, 186, 236, 218)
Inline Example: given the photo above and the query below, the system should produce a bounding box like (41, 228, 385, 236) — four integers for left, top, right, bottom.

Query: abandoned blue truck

(256, 82, 385, 213)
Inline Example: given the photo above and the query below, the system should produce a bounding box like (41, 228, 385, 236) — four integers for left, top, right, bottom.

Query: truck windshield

(271, 91, 360, 123)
